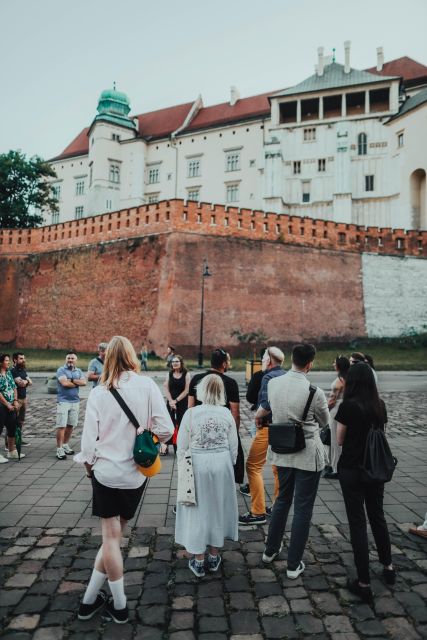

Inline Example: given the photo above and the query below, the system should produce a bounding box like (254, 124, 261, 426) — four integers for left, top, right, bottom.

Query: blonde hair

(101, 336, 140, 389)
(196, 373, 226, 406)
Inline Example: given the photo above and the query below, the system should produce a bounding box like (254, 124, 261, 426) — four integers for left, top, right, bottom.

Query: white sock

(108, 577, 126, 610)
(82, 568, 106, 605)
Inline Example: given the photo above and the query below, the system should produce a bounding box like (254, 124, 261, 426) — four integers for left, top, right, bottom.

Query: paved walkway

(0, 380, 426, 639)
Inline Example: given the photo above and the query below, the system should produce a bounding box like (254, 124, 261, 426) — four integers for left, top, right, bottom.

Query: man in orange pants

(239, 347, 285, 526)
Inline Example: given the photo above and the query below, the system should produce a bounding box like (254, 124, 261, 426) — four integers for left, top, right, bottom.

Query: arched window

(358, 133, 367, 156)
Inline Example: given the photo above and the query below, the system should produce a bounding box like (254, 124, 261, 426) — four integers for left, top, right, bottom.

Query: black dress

(167, 373, 187, 426)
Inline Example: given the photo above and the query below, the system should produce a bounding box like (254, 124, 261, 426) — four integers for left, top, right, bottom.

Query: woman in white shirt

(175, 374, 238, 578)
(74, 336, 173, 624)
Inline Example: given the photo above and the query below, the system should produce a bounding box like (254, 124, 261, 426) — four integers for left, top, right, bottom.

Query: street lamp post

(198, 259, 212, 367)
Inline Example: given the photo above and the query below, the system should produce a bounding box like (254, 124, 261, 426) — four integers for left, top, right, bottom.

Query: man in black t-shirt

(188, 348, 240, 429)
(11, 352, 32, 446)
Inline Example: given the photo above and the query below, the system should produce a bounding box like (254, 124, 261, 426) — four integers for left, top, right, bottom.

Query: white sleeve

(73, 392, 99, 465)
(176, 409, 191, 462)
(149, 379, 174, 442)
(227, 413, 238, 464)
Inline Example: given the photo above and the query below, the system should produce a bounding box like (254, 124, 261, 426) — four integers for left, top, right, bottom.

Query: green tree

(230, 329, 269, 359)
(0, 150, 58, 228)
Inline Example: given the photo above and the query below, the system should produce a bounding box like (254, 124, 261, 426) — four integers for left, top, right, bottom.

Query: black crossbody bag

(268, 385, 317, 454)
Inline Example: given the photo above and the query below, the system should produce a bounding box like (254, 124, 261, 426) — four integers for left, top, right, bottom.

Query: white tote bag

(177, 410, 197, 506)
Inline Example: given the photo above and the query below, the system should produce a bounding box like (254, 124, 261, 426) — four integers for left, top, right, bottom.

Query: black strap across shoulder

(301, 384, 317, 422)
(109, 387, 140, 431)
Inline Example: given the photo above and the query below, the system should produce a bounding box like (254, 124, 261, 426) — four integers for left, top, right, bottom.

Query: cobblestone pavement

(0, 383, 426, 639)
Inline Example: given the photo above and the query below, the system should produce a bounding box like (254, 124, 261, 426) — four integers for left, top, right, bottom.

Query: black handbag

(320, 425, 331, 446)
(268, 385, 317, 454)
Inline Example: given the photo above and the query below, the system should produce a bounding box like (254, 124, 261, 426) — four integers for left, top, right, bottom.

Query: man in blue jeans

(256, 344, 329, 579)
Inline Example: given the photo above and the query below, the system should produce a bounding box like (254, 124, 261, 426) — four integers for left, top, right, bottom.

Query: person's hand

(255, 416, 264, 429)
(169, 400, 177, 409)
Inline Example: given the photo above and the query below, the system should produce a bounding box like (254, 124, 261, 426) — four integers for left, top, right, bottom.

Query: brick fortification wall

(0, 200, 426, 351)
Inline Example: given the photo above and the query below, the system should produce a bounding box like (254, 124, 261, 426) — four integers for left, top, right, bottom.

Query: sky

(1, 0, 426, 160)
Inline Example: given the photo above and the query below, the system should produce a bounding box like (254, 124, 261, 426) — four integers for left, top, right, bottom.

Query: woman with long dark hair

(163, 354, 190, 454)
(324, 356, 350, 479)
(336, 363, 395, 603)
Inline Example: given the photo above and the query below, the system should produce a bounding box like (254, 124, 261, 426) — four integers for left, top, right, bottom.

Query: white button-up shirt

(74, 371, 174, 489)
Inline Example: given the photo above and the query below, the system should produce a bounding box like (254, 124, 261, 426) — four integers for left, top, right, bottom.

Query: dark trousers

(0, 405, 18, 437)
(265, 466, 321, 570)
(339, 467, 392, 584)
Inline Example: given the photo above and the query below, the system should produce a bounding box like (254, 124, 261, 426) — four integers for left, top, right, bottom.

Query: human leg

(264, 467, 295, 555)
(287, 469, 321, 571)
(329, 418, 342, 474)
(339, 468, 371, 585)
(246, 427, 269, 515)
(364, 482, 392, 569)
(272, 465, 279, 501)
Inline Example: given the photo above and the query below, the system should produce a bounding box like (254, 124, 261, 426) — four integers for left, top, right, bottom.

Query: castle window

(187, 188, 200, 201)
(249, 159, 256, 167)
(303, 127, 316, 142)
(318, 158, 326, 172)
(75, 180, 85, 196)
(148, 194, 159, 204)
(225, 151, 241, 172)
(396, 238, 404, 250)
(302, 180, 310, 203)
(52, 185, 61, 200)
(365, 175, 374, 192)
(111, 133, 120, 142)
(226, 184, 239, 203)
(397, 132, 404, 148)
(75, 206, 84, 219)
(109, 163, 120, 183)
(358, 133, 367, 156)
(52, 212, 59, 225)
(293, 161, 301, 175)
(148, 166, 160, 184)
(106, 200, 112, 210)
(187, 158, 201, 178)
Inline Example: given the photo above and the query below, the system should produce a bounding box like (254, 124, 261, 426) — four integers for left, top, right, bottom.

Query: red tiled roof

(137, 102, 194, 139)
(183, 91, 273, 132)
(365, 56, 427, 84)
(51, 127, 90, 161)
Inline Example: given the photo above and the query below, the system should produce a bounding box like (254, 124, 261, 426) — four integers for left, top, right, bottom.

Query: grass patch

(7, 336, 427, 372)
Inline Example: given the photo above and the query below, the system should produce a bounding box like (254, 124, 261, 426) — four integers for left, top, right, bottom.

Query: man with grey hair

(87, 342, 108, 388)
(239, 347, 285, 526)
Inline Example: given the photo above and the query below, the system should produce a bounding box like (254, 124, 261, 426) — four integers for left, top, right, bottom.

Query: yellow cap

(137, 454, 161, 477)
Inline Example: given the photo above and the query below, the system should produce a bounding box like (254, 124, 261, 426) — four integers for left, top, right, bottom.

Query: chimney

(344, 40, 351, 74)
(317, 46, 324, 77)
(376, 46, 384, 71)
(230, 86, 240, 106)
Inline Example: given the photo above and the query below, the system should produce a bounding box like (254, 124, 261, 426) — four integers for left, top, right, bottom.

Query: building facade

(48, 43, 427, 230)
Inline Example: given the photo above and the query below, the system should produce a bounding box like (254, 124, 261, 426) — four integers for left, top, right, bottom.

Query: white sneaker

(62, 443, 75, 455)
(0, 454, 9, 464)
(6, 450, 25, 460)
(287, 561, 305, 579)
(262, 543, 283, 564)
(57, 447, 66, 460)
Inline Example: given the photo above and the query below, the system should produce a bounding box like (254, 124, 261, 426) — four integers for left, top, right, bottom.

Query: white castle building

(49, 43, 427, 230)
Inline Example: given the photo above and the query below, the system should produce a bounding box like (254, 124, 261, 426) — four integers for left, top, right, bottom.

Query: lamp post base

(197, 352, 204, 368)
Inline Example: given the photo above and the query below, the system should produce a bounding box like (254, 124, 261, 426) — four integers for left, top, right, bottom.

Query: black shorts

(0, 406, 18, 438)
(91, 474, 146, 521)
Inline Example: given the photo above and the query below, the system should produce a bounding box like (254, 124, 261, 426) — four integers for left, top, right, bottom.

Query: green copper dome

(93, 87, 136, 131)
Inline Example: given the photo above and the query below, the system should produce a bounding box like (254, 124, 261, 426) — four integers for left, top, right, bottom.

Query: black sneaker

(78, 589, 107, 620)
(239, 511, 266, 526)
(266, 506, 273, 516)
(102, 597, 129, 624)
(239, 484, 251, 497)
(383, 567, 396, 585)
(346, 578, 374, 604)
(323, 471, 339, 479)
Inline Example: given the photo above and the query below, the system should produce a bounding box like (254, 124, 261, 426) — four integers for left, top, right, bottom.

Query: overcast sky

(1, 0, 426, 160)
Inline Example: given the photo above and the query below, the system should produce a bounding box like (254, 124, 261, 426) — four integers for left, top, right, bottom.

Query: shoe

(56, 447, 67, 460)
(266, 506, 273, 516)
(262, 543, 283, 564)
(78, 590, 107, 620)
(188, 557, 205, 578)
(172, 505, 177, 515)
(207, 553, 222, 572)
(323, 471, 339, 479)
(287, 561, 305, 579)
(0, 454, 9, 464)
(408, 526, 427, 539)
(102, 597, 129, 624)
(346, 578, 373, 603)
(324, 465, 332, 474)
(239, 512, 266, 526)
(383, 567, 396, 585)
(239, 483, 251, 497)
(6, 450, 25, 460)
(62, 443, 75, 455)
